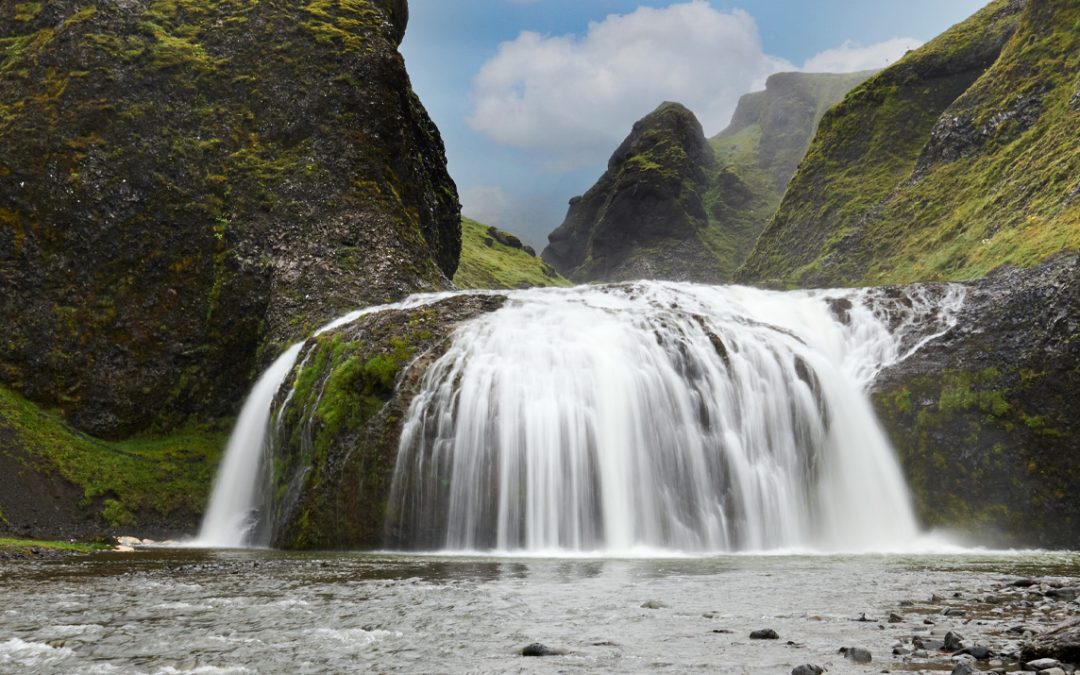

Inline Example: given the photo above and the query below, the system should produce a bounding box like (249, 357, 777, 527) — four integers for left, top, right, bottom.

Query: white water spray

(386, 282, 964, 554)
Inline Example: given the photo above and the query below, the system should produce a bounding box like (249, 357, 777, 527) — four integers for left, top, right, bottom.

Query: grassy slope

(739, 0, 1080, 287)
(702, 71, 875, 276)
(0, 538, 108, 554)
(0, 386, 226, 530)
(454, 218, 571, 290)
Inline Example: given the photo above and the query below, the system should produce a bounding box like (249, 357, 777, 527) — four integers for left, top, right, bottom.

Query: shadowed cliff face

(0, 0, 460, 438)
(739, 0, 1080, 288)
(542, 72, 871, 285)
(873, 255, 1080, 548)
(542, 102, 717, 283)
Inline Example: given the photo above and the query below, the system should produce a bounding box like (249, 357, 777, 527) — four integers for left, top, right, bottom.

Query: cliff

(542, 72, 871, 283)
(739, 0, 1080, 287)
(0, 0, 460, 539)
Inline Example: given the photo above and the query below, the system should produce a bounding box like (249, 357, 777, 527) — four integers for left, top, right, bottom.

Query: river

(2, 549, 1077, 673)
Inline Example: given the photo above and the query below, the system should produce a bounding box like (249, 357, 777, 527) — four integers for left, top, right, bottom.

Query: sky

(401, 0, 988, 249)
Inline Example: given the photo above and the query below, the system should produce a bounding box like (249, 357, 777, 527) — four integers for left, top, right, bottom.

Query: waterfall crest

(386, 282, 964, 554)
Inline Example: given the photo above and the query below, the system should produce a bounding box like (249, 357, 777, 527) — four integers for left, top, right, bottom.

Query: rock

(889, 612, 905, 623)
(944, 608, 968, 617)
(1011, 578, 1038, 588)
(955, 645, 994, 660)
(750, 629, 780, 640)
(839, 647, 872, 664)
(945, 632, 966, 652)
(116, 536, 142, 547)
(712, 629, 734, 634)
(521, 643, 563, 657)
(641, 600, 667, 610)
(951, 663, 977, 675)
(791, 666, 824, 675)
(113, 545, 135, 553)
(1024, 657, 1063, 671)
(1045, 587, 1079, 602)
(1039, 669, 1066, 675)
(1021, 618, 1080, 664)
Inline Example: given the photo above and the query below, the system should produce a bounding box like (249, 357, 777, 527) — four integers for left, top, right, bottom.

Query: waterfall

(386, 282, 964, 554)
(195, 292, 463, 548)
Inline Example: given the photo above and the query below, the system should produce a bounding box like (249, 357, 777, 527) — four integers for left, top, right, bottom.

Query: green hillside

(739, 0, 1080, 287)
(454, 218, 571, 290)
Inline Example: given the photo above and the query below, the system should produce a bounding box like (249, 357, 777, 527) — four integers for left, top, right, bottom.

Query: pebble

(750, 629, 779, 640)
(791, 666, 823, 675)
(1025, 658, 1062, 670)
(640, 600, 667, 610)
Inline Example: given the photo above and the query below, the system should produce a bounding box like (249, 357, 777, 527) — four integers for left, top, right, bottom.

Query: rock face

(0, 0, 460, 439)
(264, 294, 506, 550)
(542, 72, 870, 284)
(873, 254, 1080, 547)
(740, 0, 1080, 287)
(543, 102, 717, 282)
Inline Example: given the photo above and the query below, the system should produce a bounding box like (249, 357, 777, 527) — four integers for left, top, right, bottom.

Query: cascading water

(195, 292, 464, 548)
(386, 282, 965, 554)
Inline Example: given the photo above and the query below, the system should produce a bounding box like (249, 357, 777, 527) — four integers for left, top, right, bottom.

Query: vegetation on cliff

(454, 218, 570, 290)
(740, 0, 1080, 287)
(0, 0, 460, 441)
(872, 255, 1080, 547)
(542, 72, 871, 284)
(0, 386, 226, 540)
(265, 295, 505, 550)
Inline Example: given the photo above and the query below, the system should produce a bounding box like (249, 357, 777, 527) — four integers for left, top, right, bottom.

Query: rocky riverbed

(0, 549, 1077, 673)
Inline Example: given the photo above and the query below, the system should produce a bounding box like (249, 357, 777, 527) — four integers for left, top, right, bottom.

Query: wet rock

(1021, 617, 1080, 664)
(839, 647, 872, 663)
(641, 600, 668, 610)
(944, 608, 968, 617)
(951, 662, 977, 675)
(1045, 588, 1080, 602)
(1024, 657, 1063, 671)
(955, 645, 994, 660)
(791, 666, 824, 675)
(1011, 578, 1038, 588)
(521, 643, 563, 657)
(750, 629, 780, 640)
(946, 631, 966, 651)
(889, 612, 905, 623)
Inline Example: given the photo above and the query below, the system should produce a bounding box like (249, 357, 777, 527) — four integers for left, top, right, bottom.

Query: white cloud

(461, 185, 517, 229)
(468, 1, 791, 169)
(802, 38, 922, 74)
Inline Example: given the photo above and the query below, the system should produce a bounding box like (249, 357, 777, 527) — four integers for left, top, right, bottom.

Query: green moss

(454, 218, 571, 290)
(0, 538, 108, 554)
(0, 387, 227, 526)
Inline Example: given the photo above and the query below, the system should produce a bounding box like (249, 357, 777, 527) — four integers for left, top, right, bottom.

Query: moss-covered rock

(0, 0, 460, 441)
(873, 254, 1080, 547)
(454, 217, 570, 290)
(542, 72, 871, 284)
(263, 294, 505, 550)
(739, 0, 1080, 287)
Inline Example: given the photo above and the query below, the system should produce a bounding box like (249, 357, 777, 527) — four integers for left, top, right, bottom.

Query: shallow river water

(1, 549, 1077, 674)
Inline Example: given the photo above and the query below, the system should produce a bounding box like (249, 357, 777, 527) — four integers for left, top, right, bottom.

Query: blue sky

(402, 0, 988, 249)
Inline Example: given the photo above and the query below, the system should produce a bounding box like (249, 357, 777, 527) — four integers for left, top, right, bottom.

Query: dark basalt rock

(873, 254, 1080, 548)
(266, 294, 506, 550)
(1022, 618, 1080, 664)
(543, 102, 717, 283)
(0, 0, 460, 439)
(750, 629, 780, 640)
(791, 666, 823, 675)
(839, 646, 872, 663)
(521, 643, 564, 657)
